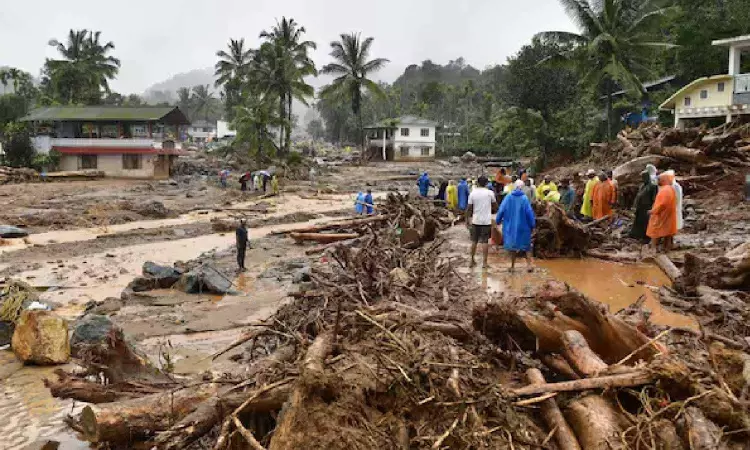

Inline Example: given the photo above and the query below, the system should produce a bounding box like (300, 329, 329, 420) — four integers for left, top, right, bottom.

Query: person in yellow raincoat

(543, 188, 561, 203)
(535, 176, 557, 199)
(271, 175, 280, 195)
(580, 169, 599, 218)
(446, 180, 458, 209)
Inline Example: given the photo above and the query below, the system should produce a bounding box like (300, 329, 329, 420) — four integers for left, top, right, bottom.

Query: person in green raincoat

(629, 171, 658, 243)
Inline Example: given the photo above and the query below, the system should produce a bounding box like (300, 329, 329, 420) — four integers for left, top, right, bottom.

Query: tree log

(273, 215, 388, 235)
(613, 155, 673, 186)
(661, 146, 707, 163)
(565, 395, 628, 449)
(561, 330, 608, 377)
(509, 370, 653, 397)
(525, 369, 582, 450)
(539, 354, 580, 380)
(676, 407, 722, 450)
(654, 254, 681, 283)
(44, 369, 163, 404)
(290, 232, 360, 244)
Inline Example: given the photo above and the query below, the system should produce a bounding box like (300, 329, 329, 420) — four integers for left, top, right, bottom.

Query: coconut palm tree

(536, 0, 674, 139)
(232, 89, 283, 163)
(320, 33, 389, 154)
(176, 87, 193, 117)
(258, 17, 317, 155)
(45, 29, 121, 104)
(215, 38, 254, 120)
(191, 85, 216, 122)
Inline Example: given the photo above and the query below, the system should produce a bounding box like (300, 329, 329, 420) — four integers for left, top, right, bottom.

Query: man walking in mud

(236, 220, 249, 272)
(467, 175, 496, 269)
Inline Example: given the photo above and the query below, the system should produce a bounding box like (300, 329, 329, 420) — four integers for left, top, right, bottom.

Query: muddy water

(476, 254, 696, 329)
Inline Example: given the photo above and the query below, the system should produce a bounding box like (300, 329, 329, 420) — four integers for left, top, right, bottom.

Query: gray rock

(461, 151, 477, 162)
(174, 272, 200, 293)
(0, 321, 14, 347)
(142, 261, 183, 288)
(70, 315, 115, 357)
(125, 276, 158, 292)
(292, 266, 311, 284)
(133, 200, 170, 218)
(0, 225, 29, 238)
(176, 266, 232, 294)
(449, 156, 461, 164)
(173, 229, 187, 237)
(84, 297, 123, 315)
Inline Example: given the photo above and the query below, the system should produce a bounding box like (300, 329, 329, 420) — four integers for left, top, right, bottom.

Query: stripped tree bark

(525, 369, 582, 450)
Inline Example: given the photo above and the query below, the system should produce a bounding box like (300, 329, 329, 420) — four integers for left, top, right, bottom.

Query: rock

(449, 156, 461, 164)
(176, 266, 232, 295)
(174, 271, 200, 293)
(186, 191, 195, 198)
(0, 225, 29, 238)
(704, 240, 715, 247)
(0, 321, 14, 346)
(84, 297, 123, 315)
(11, 310, 69, 365)
(125, 276, 158, 293)
(437, 160, 451, 167)
(142, 261, 183, 288)
(292, 266, 311, 284)
(390, 267, 411, 285)
(460, 151, 477, 163)
(173, 228, 186, 237)
(133, 200, 170, 218)
(70, 315, 115, 357)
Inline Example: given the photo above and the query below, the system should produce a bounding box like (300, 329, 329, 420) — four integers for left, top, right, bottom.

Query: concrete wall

(676, 79, 733, 110)
(394, 126, 435, 144)
(58, 154, 157, 178)
(392, 143, 435, 161)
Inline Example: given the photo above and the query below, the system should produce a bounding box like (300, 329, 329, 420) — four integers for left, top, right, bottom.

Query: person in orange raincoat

(591, 173, 615, 219)
(647, 172, 678, 252)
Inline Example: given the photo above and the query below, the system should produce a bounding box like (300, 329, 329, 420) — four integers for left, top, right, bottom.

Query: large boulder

(175, 266, 233, 295)
(11, 310, 69, 365)
(70, 314, 115, 357)
(142, 261, 183, 288)
(0, 225, 29, 238)
(133, 200, 170, 218)
(461, 151, 477, 163)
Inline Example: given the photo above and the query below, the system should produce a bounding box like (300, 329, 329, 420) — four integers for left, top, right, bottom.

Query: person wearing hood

(580, 169, 599, 218)
(535, 176, 557, 199)
(457, 178, 470, 211)
(592, 172, 615, 219)
(647, 172, 678, 252)
(560, 180, 575, 214)
(435, 179, 449, 203)
(417, 172, 432, 197)
(496, 180, 536, 272)
(629, 171, 658, 243)
(446, 180, 458, 209)
(355, 192, 365, 215)
(522, 178, 536, 202)
(666, 169, 684, 230)
(543, 188, 561, 203)
(645, 164, 658, 185)
(364, 190, 374, 215)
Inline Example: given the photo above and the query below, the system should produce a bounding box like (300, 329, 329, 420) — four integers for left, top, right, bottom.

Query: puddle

(474, 254, 697, 329)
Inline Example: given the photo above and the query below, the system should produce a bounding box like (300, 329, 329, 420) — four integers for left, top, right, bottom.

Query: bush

(0, 122, 35, 168)
(286, 151, 303, 166)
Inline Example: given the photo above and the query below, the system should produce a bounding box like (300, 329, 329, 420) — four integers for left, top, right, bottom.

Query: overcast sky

(0, 0, 577, 94)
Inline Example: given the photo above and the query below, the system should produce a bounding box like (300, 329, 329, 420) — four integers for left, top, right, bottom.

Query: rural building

(365, 115, 437, 161)
(22, 106, 190, 178)
(188, 120, 217, 144)
(660, 35, 750, 128)
(216, 120, 237, 140)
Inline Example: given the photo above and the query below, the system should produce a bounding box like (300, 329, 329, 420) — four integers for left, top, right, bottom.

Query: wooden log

(561, 330, 608, 377)
(289, 232, 360, 244)
(661, 146, 707, 163)
(565, 395, 628, 449)
(676, 407, 722, 450)
(539, 354, 580, 380)
(272, 215, 388, 235)
(612, 155, 673, 186)
(509, 370, 653, 398)
(76, 383, 220, 444)
(44, 369, 163, 404)
(654, 254, 681, 283)
(526, 369, 582, 450)
(304, 238, 359, 255)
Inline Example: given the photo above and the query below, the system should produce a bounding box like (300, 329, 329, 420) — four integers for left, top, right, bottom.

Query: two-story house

(21, 106, 190, 178)
(660, 35, 750, 128)
(188, 120, 217, 144)
(365, 115, 437, 161)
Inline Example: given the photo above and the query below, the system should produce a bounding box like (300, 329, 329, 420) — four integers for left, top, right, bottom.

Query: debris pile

(42, 196, 750, 449)
(0, 166, 38, 184)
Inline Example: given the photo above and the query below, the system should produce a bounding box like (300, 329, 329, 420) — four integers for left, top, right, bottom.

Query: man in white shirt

(466, 175, 497, 268)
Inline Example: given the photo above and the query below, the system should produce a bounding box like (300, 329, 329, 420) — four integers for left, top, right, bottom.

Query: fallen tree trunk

(654, 254, 681, 284)
(566, 395, 628, 450)
(290, 232, 360, 244)
(539, 354, 580, 380)
(273, 215, 388, 235)
(660, 146, 707, 163)
(613, 155, 674, 186)
(526, 369, 582, 450)
(509, 370, 653, 398)
(44, 369, 164, 404)
(676, 407, 723, 450)
(561, 330, 608, 377)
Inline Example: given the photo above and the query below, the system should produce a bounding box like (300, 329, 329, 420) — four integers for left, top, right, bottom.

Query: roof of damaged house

(20, 106, 191, 124)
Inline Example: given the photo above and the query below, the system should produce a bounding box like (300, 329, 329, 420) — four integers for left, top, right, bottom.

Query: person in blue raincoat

(364, 190, 374, 215)
(457, 178, 470, 211)
(417, 172, 431, 197)
(355, 192, 365, 215)
(496, 180, 536, 272)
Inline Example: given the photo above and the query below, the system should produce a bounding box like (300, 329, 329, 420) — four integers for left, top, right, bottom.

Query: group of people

(354, 190, 375, 215)
(219, 169, 279, 195)
(629, 164, 683, 253)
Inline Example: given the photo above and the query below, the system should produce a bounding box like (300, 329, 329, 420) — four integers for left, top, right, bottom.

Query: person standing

(580, 169, 599, 219)
(457, 178, 470, 212)
(559, 180, 576, 214)
(219, 169, 230, 189)
(239, 172, 250, 191)
(435, 179, 448, 203)
(364, 190, 374, 215)
(271, 175, 280, 195)
(629, 171, 658, 243)
(543, 188, 561, 203)
(535, 176, 557, 199)
(607, 170, 618, 207)
(522, 178, 536, 202)
(355, 191, 365, 215)
(466, 176, 497, 268)
(666, 170, 684, 231)
(309, 166, 317, 187)
(417, 172, 431, 197)
(591, 173, 615, 219)
(446, 180, 458, 209)
(647, 172, 678, 253)
(236, 220, 249, 272)
(496, 180, 536, 272)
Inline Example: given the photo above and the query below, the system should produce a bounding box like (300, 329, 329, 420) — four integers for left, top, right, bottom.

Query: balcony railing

(734, 74, 750, 104)
(32, 136, 156, 154)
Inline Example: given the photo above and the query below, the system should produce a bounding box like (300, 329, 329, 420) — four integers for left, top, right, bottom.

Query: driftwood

(654, 254, 682, 284)
(660, 146, 707, 163)
(613, 155, 673, 186)
(525, 369, 582, 450)
(273, 215, 388, 235)
(509, 371, 653, 397)
(566, 395, 628, 450)
(561, 330, 608, 377)
(289, 232, 360, 244)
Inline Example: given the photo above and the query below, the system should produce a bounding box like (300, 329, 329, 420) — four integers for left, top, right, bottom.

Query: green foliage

(1, 122, 35, 168)
(215, 38, 253, 121)
(32, 149, 61, 171)
(286, 151, 303, 166)
(306, 118, 325, 141)
(0, 94, 29, 131)
(231, 89, 281, 162)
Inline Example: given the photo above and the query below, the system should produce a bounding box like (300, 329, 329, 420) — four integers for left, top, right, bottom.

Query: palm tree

(45, 29, 121, 104)
(258, 17, 317, 155)
(176, 87, 192, 117)
(191, 85, 216, 122)
(215, 38, 254, 120)
(320, 33, 389, 155)
(536, 0, 674, 139)
(232, 89, 283, 163)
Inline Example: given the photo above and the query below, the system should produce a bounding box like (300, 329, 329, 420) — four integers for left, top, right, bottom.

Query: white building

(216, 120, 237, 140)
(188, 120, 217, 143)
(365, 115, 438, 161)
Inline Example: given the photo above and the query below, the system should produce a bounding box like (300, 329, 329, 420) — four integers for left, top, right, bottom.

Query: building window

(81, 123, 99, 138)
(101, 124, 119, 138)
(131, 124, 148, 137)
(400, 146, 409, 157)
(400, 128, 409, 137)
(421, 147, 431, 156)
(80, 155, 97, 169)
(684, 97, 691, 107)
(700, 90, 708, 99)
(420, 128, 430, 137)
(718, 82, 725, 92)
(203, 127, 211, 132)
(123, 154, 142, 170)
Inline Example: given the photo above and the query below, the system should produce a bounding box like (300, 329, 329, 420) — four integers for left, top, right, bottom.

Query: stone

(461, 151, 477, 163)
(0, 321, 14, 347)
(173, 228, 187, 237)
(84, 297, 123, 315)
(125, 276, 158, 293)
(11, 310, 69, 365)
(450, 156, 461, 164)
(292, 266, 311, 284)
(70, 315, 115, 357)
(0, 225, 29, 238)
(174, 272, 200, 293)
(142, 261, 183, 288)
(133, 200, 170, 218)
(175, 266, 232, 295)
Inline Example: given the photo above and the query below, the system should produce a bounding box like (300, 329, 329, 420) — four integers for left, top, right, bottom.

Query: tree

(258, 17, 317, 155)
(43, 29, 121, 104)
(0, 68, 37, 101)
(215, 38, 254, 121)
(232, 89, 282, 163)
(191, 85, 217, 121)
(176, 87, 192, 116)
(320, 33, 389, 156)
(0, 95, 29, 131)
(537, 0, 674, 139)
(306, 118, 325, 142)
(0, 122, 35, 167)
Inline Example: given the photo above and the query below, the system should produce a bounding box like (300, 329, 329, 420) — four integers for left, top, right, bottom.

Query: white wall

(393, 126, 435, 146)
(58, 154, 157, 178)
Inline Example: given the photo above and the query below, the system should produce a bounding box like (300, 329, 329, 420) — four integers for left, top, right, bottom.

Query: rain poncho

(271, 176, 279, 195)
(521, 184, 536, 202)
(535, 181, 557, 199)
(580, 177, 599, 218)
(446, 182, 458, 209)
(667, 170, 684, 230)
(364, 192, 374, 215)
(417, 173, 431, 197)
(457, 180, 470, 210)
(355, 192, 365, 214)
(436, 180, 448, 201)
(646, 164, 658, 185)
(543, 190, 561, 203)
(629, 171, 658, 242)
(647, 173, 678, 239)
(592, 178, 615, 219)
(560, 187, 575, 212)
(496, 189, 536, 252)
